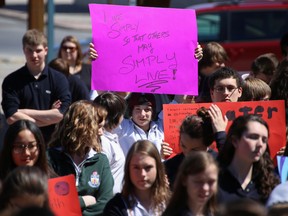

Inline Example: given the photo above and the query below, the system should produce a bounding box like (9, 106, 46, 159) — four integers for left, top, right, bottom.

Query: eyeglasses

(61, 46, 77, 53)
(214, 85, 238, 94)
(13, 142, 38, 154)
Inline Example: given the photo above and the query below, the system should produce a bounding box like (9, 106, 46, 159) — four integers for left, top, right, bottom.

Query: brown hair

(240, 77, 271, 101)
(49, 100, 104, 157)
(218, 115, 280, 202)
(209, 67, 243, 89)
(163, 151, 219, 216)
(216, 199, 267, 216)
(0, 166, 50, 211)
(57, 35, 83, 67)
(199, 42, 229, 71)
(93, 92, 127, 130)
(270, 59, 288, 108)
(49, 58, 70, 77)
(0, 120, 50, 179)
(122, 140, 170, 214)
(22, 29, 47, 48)
(268, 203, 288, 216)
(251, 54, 278, 76)
(179, 107, 214, 147)
(127, 93, 156, 119)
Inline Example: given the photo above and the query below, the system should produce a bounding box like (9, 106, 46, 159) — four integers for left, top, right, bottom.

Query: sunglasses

(61, 46, 77, 52)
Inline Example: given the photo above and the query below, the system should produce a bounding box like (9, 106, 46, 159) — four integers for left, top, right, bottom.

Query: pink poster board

(89, 4, 198, 94)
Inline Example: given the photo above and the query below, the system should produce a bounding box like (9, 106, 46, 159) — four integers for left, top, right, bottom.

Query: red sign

(163, 100, 286, 159)
(48, 175, 82, 216)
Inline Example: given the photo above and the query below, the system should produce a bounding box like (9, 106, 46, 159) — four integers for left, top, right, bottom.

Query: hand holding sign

(163, 100, 286, 159)
(48, 175, 82, 216)
(208, 103, 228, 133)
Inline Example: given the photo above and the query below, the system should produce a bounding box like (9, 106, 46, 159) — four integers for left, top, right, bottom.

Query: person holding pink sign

(115, 92, 167, 157)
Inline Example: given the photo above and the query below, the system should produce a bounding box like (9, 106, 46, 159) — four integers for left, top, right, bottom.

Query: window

(197, 13, 223, 42)
(230, 10, 288, 41)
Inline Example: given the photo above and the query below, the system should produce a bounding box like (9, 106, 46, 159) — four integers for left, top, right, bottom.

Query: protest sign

(89, 4, 198, 94)
(163, 100, 286, 159)
(48, 175, 81, 216)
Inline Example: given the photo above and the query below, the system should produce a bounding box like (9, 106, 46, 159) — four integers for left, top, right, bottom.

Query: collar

(132, 120, 158, 131)
(24, 64, 48, 78)
(103, 130, 119, 140)
(53, 146, 97, 160)
(86, 148, 97, 159)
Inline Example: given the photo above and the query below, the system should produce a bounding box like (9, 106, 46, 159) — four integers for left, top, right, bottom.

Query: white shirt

(101, 130, 125, 194)
(65, 148, 97, 187)
(114, 118, 164, 156)
(127, 195, 164, 216)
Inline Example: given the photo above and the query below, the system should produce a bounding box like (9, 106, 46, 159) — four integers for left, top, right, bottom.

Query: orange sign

(48, 175, 82, 216)
(163, 100, 286, 159)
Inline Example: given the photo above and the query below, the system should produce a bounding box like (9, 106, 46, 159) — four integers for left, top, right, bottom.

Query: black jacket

(103, 193, 128, 216)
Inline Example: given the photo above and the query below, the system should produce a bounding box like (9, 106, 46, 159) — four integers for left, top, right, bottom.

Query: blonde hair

(240, 77, 271, 101)
(49, 100, 105, 157)
(22, 29, 47, 48)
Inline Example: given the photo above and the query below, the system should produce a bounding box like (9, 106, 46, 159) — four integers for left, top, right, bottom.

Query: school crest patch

(88, 171, 100, 188)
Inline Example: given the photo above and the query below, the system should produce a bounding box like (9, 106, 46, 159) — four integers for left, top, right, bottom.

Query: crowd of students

(0, 28, 288, 216)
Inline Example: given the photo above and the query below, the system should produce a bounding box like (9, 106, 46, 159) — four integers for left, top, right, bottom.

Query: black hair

(208, 67, 243, 90)
(93, 92, 127, 130)
(126, 93, 156, 120)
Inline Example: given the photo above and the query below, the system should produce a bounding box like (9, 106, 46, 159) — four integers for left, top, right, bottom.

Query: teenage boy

(209, 67, 243, 103)
(1, 29, 71, 142)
